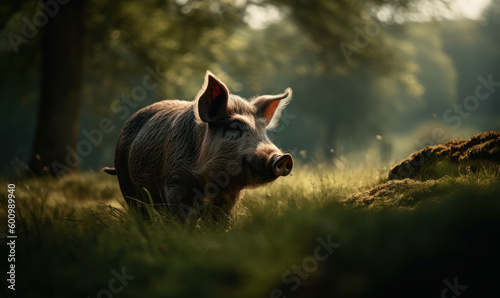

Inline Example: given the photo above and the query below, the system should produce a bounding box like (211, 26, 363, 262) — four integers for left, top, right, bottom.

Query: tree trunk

(30, 0, 85, 176)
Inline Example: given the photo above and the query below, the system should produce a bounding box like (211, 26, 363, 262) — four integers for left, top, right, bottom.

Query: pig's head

(194, 71, 293, 190)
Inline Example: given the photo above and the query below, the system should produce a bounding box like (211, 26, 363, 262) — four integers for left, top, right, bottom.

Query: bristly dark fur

(105, 71, 293, 221)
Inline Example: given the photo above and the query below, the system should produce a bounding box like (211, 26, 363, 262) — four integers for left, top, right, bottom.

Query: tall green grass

(1, 164, 499, 297)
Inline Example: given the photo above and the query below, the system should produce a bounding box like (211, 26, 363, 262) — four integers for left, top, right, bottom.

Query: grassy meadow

(1, 162, 499, 297)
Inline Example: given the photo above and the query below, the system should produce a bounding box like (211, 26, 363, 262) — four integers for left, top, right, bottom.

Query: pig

(103, 71, 293, 221)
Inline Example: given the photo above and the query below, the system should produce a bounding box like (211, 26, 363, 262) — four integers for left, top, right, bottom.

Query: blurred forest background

(1, 0, 499, 177)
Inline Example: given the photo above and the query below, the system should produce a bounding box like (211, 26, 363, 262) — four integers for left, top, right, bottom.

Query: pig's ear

(195, 71, 229, 123)
(253, 88, 292, 130)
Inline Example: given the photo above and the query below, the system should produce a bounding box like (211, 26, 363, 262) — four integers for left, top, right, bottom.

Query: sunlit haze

(454, 0, 491, 19)
(244, 0, 492, 29)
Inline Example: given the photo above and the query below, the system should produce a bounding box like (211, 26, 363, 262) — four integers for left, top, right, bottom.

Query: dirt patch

(388, 131, 500, 180)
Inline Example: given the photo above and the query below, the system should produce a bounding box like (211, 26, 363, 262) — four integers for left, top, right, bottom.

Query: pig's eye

(225, 122, 244, 139)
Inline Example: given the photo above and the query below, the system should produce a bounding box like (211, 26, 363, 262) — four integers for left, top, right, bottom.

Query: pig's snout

(271, 154, 293, 177)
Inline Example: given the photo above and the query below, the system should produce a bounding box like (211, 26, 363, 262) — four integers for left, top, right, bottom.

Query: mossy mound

(343, 131, 500, 209)
(342, 175, 499, 210)
(388, 131, 500, 180)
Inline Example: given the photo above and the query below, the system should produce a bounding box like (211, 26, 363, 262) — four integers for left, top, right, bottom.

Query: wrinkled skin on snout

(105, 71, 293, 222)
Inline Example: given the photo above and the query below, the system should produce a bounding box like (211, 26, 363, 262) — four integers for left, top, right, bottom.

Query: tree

(482, 0, 500, 46)
(30, 0, 85, 176)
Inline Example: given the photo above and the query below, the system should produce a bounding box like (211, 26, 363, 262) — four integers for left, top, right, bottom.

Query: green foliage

(1, 164, 499, 297)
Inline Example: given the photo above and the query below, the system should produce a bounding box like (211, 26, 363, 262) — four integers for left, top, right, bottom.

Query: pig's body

(105, 71, 293, 220)
(115, 100, 201, 209)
